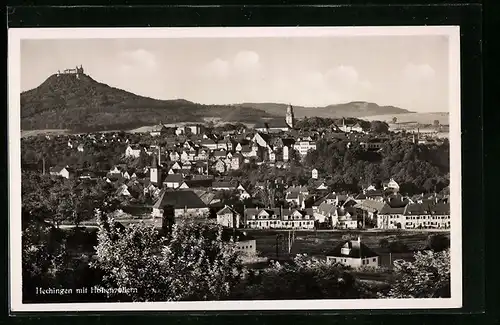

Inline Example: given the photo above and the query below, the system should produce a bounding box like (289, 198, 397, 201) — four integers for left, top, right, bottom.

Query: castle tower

(150, 154, 161, 186)
(286, 104, 295, 129)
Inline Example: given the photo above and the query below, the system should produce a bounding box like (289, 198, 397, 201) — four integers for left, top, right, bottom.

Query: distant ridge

(235, 101, 413, 119)
(21, 71, 413, 132)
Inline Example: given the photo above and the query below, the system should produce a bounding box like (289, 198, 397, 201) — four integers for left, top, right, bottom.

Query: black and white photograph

(9, 26, 461, 312)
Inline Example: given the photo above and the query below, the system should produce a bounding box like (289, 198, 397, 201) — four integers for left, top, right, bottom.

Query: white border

(8, 26, 462, 312)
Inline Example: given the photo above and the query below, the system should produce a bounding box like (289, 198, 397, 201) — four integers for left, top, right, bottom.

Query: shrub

(385, 250, 450, 298)
(427, 234, 450, 252)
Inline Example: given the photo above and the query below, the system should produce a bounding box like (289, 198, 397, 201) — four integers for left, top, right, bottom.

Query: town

(22, 100, 450, 267)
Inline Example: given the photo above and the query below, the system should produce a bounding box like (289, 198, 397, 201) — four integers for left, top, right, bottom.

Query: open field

(21, 129, 71, 138)
(246, 229, 449, 266)
(361, 112, 449, 125)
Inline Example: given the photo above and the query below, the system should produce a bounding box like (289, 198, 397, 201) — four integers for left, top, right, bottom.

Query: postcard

(8, 26, 461, 312)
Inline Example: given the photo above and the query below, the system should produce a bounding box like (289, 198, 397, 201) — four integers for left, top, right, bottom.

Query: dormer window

(341, 247, 350, 255)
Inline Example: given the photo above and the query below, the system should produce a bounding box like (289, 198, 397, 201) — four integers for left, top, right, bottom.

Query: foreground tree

(92, 215, 244, 301)
(386, 250, 450, 298)
(231, 254, 374, 300)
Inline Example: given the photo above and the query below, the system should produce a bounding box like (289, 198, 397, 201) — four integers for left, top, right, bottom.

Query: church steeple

(150, 154, 161, 186)
(286, 103, 295, 129)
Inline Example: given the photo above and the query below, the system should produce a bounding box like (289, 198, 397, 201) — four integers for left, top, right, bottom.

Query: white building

(293, 141, 316, 157)
(125, 145, 143, 158)
(216, 205, 241, 228)
(326, 238, 379, 268)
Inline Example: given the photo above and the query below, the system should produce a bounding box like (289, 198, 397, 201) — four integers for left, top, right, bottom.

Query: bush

(388, 240, 409, 253)
(230, 254, 375, 300)
(427, 234, 450, 252)
(385, 250, 450, 298)
(379, 238, 390, 249)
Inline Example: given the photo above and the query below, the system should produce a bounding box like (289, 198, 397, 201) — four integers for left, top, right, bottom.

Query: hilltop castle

(56, 65, 85, 79)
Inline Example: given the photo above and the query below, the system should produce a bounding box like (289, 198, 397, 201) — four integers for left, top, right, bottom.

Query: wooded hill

(20, 73, 279, 132)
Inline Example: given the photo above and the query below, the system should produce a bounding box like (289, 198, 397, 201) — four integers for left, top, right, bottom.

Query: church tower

(286, 104, 295, 129)
(150, 154, 161, 186)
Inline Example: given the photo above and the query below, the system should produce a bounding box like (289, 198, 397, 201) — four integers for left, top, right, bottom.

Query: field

(21, 129, 71, 138)
(246, 229, 449, 267)
(361, 112, 449, 125)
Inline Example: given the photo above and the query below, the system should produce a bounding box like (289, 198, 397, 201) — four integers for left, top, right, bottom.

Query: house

(377, 204, 406, 229)
(175, 126, 185, 136)
(115, 184, 131, 197)
(316, 182, 328, 190)
(237, 184, 251, 200)
(325, 238, 379, 268)
(244, 207, 315, 230)
(200, 138, 218, 151)
(181, 150, 196, 162)
(314, 203, 337, 224)
(360, 138, 384, 151)
(152, 189, 209, 219)
(185, 124, 202, 135)
(285, 191, 306, 208)
(339, 119, 365, 133)
(213, 150, 228, 160)
(383, 178, 400, 192)
(179, 179, 213, 190)
(337, 213, 358, 229)
(212, 181, 237, 191)
(402, 202, 450, 229)
(221, 229, 256, 255)
(49, 166, 72, 179)
(196, 149, 209, 161)
(216, 205, 241, 228)
(354, 199, 386, 224)
(163, 174, 184, 189)
(311, 168, 319, 180)
(77, 144, 85, 152)
(252, 132, 271, 148)
(169, 151, 181, 162)
(151, 124, 168, 136)
(230, 153, 243, 170)
(281, 208, 315, 229)
(244, 208, 281, 229)
(293, 140, 317, 157)
(214, 159, 226, 173)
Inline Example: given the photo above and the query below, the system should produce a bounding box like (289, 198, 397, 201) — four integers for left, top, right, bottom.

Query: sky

(20, 35, 450, 112)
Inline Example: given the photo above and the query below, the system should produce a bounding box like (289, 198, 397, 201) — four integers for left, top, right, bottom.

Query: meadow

(245, 229, 450, 267)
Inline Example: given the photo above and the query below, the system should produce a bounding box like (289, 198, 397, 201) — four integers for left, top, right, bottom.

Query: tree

(288, 148, 302, 166)
(370, 121, 390, 134)
(232, 254, 374, 300)
(386, 250, 450, 298)
(427, 234, 450, 252)
(379, 238, 390, 250)
(92, 215, 244, 302)
(433, 120, 440, 127)
(392, 117, 398, 124)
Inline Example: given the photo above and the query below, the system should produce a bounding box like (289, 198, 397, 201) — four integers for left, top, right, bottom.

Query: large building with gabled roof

(325, 237, 379, 268)
(152, 189, 209, 219)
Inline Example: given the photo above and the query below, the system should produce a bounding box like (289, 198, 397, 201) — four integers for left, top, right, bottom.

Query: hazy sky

(21, 36, 450, 112)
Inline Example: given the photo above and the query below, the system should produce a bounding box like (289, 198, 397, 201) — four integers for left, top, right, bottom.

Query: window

(373, 258, 376, 262)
